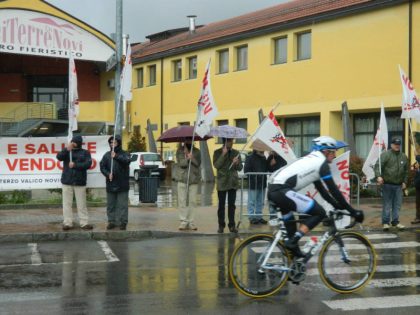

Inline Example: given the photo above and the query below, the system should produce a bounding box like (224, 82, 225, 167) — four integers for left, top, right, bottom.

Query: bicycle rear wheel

(229, 234, 291, 298)
(318, 231, 376, 293)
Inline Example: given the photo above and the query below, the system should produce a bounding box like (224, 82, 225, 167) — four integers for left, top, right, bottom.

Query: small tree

(127, 126, 147, 152)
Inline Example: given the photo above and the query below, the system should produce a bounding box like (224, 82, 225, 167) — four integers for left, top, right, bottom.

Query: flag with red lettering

(120, 41, 132, 101)
(362, 104, 388, 181)
(399, 65, 420, 122)
(251, 110, 296, 164)
(195, 59, 218, 138)
(301, 151, 351, 228)
(68, 52, 79, 142)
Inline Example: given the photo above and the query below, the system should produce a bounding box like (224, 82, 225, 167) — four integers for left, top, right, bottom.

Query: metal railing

(238, 172, 361, 226)
(0, 102, 56, 136)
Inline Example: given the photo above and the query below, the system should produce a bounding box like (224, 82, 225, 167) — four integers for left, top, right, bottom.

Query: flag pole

(229, 102, 281, 169)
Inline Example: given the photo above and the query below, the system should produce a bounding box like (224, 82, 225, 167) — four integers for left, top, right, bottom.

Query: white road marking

(368, 277, 420, 288)
(28, 243, 42, 265)
(307, 263, 420, 276)
(323, 295, 420, 310)
(0, 260, 111, 268)
(97, 240, 120, 262)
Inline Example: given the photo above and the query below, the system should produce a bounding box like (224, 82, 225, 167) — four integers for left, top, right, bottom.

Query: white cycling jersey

(269, 151, 330, 190)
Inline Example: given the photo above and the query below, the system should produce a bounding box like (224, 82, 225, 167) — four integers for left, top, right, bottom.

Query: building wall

(128, 2, 418, 159)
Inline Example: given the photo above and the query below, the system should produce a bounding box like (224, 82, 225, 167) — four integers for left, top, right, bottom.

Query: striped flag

(195, 59, 218, 138)
(399, 65, 420, 122)
(120, 42, 133, 101)
(68, 52, 79, 142)
(362, 104, 388, 181)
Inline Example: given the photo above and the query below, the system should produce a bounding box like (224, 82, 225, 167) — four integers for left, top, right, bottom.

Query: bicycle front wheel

(318, 231, 376, 293)
(229, 234, 291, 298)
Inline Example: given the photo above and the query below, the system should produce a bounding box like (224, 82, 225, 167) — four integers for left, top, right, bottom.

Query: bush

(0, 190, 31, 204)
(127, 126, 147, 152)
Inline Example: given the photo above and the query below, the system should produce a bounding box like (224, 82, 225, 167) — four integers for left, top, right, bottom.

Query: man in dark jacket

(245, 150, 270, 224)
(100, 135, 131, 230)
(375, 137, 408, 231)
(56, 135, 93, 230)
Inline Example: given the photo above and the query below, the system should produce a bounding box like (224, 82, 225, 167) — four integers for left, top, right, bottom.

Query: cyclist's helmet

(312, 136, 348, 151)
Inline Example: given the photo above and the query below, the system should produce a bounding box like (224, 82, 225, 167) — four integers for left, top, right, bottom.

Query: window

(188, 56, 197, 79)
(235, 118, 248, 144)
(218, 49, 229, 74)
(136, 68, 144, 88)
(297, 31, 311, 60)
(354, 111, 404, 159)
(274, 37, 287, 64)
(148, 65, 156, 86)
(173, 59, 182, 82)
(236, 45, 248, 71)
(285, 116, 320, 157)
(216, 119, 228, 144)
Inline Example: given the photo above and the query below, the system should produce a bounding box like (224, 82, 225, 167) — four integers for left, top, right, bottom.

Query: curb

(0, 226, 418, 243)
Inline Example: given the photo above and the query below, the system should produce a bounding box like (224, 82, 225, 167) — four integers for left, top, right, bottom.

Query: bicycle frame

(259, 210, 348, 272)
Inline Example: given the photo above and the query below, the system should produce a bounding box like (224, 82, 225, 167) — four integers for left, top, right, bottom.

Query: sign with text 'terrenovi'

(0, 136, 108, 190)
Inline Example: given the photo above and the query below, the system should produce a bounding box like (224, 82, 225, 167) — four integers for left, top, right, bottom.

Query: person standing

(412, 154, 420, 225)
(267, 151, 287, 221)
(244, 150, 269, 225)
(375, 137, 408, 231)
(176, 138, 201, 231)
(56, 135, 93, 230)
(100, 135, 131, 230)
(213, 138, 242, 233)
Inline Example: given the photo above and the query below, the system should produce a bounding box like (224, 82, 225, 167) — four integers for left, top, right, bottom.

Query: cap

(391, 138, 402, 145)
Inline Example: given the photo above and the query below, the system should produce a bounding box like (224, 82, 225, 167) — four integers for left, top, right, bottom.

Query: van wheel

(134, 170, 140, 181)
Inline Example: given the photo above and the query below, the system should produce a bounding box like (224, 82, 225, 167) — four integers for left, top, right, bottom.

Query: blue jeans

(382, 184, 402, 225)
(247, 188, 265, 220)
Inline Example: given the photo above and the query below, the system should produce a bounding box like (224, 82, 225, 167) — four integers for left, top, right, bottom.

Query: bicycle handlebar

(331, 209, 358, 229)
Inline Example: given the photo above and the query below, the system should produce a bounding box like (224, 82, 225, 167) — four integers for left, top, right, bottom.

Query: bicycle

(229, 208, 377, 298)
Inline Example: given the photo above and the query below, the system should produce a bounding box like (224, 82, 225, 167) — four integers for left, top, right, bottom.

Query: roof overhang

(0, 0, 115, 62)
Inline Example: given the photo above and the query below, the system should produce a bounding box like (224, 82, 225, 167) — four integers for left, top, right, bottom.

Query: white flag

(399, 65, 420, 122)
(362, 104, 388, 181)
(301, 151, 351, 228)
(251, 110, 296, 164)
(120, 42, 132, 101)
(68, 52, 79, 142)
(195, 60, 218, 138)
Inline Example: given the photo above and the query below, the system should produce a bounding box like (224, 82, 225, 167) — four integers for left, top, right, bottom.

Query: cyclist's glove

(353, 210, 364, 223)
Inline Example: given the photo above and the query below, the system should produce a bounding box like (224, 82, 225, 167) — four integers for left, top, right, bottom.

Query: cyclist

(267, 136, 364, 257)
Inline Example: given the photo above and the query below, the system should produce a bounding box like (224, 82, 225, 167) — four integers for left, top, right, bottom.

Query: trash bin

(138, 165, 159, 203)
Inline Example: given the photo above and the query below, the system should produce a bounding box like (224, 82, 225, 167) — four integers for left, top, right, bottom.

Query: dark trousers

(416, 188, 420, 220)
(217, 189, 236, 228)
(106, 191, 129, 225)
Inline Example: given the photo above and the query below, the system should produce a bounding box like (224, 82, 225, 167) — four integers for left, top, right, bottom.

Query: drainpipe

(408, 0, 413, 158)
(160, 58, 164, 155)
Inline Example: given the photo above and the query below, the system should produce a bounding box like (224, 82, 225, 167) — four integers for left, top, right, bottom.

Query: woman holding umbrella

(176, 137, 201, 231)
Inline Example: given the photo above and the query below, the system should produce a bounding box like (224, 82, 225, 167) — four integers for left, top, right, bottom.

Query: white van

(129, 152, 166, 180)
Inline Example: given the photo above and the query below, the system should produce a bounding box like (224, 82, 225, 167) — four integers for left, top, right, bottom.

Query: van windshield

(143, 154, 161, 161)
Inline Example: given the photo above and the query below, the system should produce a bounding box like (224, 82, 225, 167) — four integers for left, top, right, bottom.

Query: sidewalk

(0, 200, 419, 243)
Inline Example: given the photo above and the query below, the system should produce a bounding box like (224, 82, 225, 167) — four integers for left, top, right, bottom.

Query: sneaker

(188, 223, 198, 231)
(411, 219, 420, 224)
(120, 224, 127, 230)
(178, 222, 188, 231)
(106, 223, 116, 230)
(269, 219, 278, 226)
(229, 226, 238, 233)
(259, 218, 268, 225)
(250, 219, 259, 225)
(284, 238, 304, 258)
(394, 223, 405, 230)
(81, 224, 93, 230)
(62, 225, 73, 231)
(217, 226, 224, 233)
(383, 224, 390, 231)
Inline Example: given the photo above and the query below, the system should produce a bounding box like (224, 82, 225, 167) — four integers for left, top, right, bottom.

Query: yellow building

(129, 0, 420, 161)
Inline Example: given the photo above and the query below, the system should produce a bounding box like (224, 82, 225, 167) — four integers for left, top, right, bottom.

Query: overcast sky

(45, 0, 289, 43)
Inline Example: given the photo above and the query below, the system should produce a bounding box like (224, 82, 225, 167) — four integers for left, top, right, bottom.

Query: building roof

(132, 0, 406, 63)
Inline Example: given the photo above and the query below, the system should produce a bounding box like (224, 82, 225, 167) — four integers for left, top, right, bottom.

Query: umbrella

(157, 125, 212, 143)
(209, 125, 249, 139)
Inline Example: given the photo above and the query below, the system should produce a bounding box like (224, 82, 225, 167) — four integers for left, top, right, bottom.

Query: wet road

(0, 231, 419, 314)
